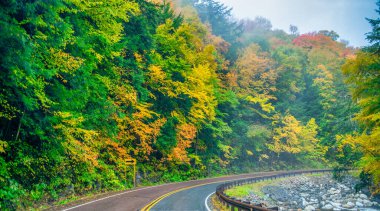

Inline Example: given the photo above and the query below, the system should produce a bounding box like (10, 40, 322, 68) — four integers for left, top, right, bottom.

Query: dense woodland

(0, 0, 379, 209)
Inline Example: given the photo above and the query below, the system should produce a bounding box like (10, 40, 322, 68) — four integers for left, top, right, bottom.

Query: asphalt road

(58, 172, 278, 211)
(150, 182, 219, 211)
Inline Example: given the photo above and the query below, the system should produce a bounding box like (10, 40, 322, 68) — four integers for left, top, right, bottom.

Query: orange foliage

(292, 33, 352, 57)
(168, 124, 197, 163)
(208, 34, 230, 54)
(53, 112, 100, 167)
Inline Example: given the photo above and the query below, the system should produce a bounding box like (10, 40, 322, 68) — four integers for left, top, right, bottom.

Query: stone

(310, 198, 318, 203)
(261, 186, 290, 202)
(331, 202, 341, 207)
(301, 197, 308, 206)
(363, 199, 372, 206)
(244, 174, 378, 211)
(355, 201, 363, 207)
(342, 202, 355, 209)
(328, 188, 336, 194)
(304, 205, 315, 211)
(322, 204, 334, 209)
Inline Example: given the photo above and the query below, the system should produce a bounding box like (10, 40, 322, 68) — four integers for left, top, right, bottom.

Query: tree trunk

(15, 110, 25, 141)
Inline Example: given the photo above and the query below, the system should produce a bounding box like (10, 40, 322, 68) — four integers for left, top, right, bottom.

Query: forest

(0, 0, 379, 209)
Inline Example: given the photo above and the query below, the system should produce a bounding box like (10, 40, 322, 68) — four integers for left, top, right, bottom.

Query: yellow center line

(141, 182, 218, 211)
(140, 173, 278, 211)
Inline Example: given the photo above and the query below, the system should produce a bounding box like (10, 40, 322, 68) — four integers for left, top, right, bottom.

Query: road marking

(140, 173, 279, 211)
(62, 172, 270, 211)
(62, 183, 173, 211)
(140, 183, 212, 211)
(205, 192, 215, 211)
(63, 172, 280, 211)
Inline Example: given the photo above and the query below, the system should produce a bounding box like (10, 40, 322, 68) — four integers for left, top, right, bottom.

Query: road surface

(149, 182, 219, 211)
(57, 172, 279, 211)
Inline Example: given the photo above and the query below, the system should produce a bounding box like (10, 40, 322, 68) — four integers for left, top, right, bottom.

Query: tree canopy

(0, 0, 378, 209)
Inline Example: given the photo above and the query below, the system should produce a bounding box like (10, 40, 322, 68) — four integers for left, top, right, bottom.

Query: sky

(217, 0, 378, 47)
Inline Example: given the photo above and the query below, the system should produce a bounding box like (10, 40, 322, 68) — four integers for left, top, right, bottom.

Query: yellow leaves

(187, 64, 213, 84)
(235, 44, 277, 116)
(113, 84, 137, 107)
(54, 111, 83, 125)
(113, 86, 167, 158)
(66, 0, 139, 43)
(177, 123, 197, 140)
(48, 48, 83, 74)
(218, 143, 236, 161)
(168, 124, 197, 163)
(270, 115, 322, 157)
(358, 127, 380, 193)
(300, 118, 326, 160)
(259, 154, 269, 161)
(337, 128, 380, 193)
(188, 154, 205, 169)
(226, 71, 238, 88)
(148, 63, 218, 125)
(133, 103, 157, 119)
(311, 64, 336, 110)
(134, 52, 143, 63)
(342, 50, 380, 193)
(185, 65, 217, 124)
(246, 150, 254, 156)
(208, 34, 230, 54)
(335, 134, 360, 159)
(53, 112, 100, 167)
(148, 65, 180, 97)
(148, 65, 167, 85)
(0, 140, 7, 153)
(148, 0, 163, 4)
(0, 95, 19, 120)
(343, 51, 380, 127)
(246, 95, 275, 113)
(119, 112, 166, 158)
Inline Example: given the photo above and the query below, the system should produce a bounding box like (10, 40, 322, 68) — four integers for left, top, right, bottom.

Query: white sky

(217, 0, 378, 47)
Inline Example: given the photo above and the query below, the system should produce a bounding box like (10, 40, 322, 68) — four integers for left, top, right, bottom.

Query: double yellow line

(140, 181, 220, 211)
(141, 172, 278, 211)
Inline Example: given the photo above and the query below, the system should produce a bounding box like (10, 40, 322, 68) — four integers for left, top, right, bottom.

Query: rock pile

(242, 174, 380, 211)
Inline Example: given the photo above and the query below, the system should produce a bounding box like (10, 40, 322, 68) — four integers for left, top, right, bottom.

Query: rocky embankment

(242, 174, 380, 211)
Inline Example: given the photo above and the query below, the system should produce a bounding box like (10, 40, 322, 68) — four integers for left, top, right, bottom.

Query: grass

(211, 194, 230, 211)
(225, 173, 329, 199)
(225, 178, 285, 198)
(55, 195, 80, 205)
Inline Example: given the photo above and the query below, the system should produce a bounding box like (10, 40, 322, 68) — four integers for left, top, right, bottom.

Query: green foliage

(342, 52, 380, 194)
(0, 0, 368, 208)
(365, 1, 380, 53)
(192, 0, 242, 59)
(338, 3, 380, 193)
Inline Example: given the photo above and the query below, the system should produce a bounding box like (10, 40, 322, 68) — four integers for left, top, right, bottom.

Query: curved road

(58, 171, 280, 211)
(149, 182, 220, 211)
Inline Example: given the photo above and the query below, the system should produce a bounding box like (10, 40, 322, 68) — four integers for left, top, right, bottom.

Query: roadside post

(125, 158, 137, 188)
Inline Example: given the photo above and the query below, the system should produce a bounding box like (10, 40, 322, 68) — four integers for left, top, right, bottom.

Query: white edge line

(205, 192, 215, 211)
(63, 172, 281, 211)
(62, 183, 171, 211)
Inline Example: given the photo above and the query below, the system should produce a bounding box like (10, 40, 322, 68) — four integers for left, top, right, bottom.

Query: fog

(217, 0, 377, 47)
